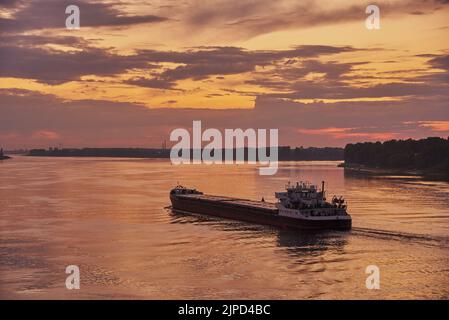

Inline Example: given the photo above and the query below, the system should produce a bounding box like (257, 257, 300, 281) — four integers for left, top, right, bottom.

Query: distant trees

(344, 137, 449, 172)
(28, 146, 344, 161)
(278, 146, 343, 161)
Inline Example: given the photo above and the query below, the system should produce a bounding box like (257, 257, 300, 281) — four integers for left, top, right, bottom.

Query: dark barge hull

(170, 194, 351, 231)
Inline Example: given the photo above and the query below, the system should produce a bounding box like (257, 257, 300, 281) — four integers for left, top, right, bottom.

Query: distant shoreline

(26, 147, 344, 162)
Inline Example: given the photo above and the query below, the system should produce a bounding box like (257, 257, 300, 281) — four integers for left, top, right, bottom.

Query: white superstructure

(275, 181, 351, 221)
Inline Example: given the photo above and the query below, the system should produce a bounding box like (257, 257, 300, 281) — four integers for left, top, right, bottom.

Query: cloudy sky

(0, 0, 448, 148)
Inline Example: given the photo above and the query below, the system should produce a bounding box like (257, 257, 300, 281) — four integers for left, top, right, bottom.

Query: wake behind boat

(170, 181, 352, 230)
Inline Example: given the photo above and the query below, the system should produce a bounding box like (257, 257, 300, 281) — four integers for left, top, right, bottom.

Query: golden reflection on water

(0, 156, 448, 299)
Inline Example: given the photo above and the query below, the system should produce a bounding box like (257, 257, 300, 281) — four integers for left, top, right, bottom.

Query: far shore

(340, 163, 449, 179)
(24, 147, 344, 162)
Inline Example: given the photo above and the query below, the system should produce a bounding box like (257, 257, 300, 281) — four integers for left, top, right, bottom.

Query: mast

(321, 181, 325, 200)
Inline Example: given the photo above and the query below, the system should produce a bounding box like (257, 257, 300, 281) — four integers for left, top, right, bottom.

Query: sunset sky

(0, 0, 448, 148)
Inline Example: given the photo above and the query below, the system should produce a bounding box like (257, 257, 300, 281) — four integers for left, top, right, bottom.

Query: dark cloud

(0, 43, 151, 84)
(260, 59, 366, 83)
(252, 80, 449, 100)
(0, 0, 25, 7)
(0, 33, 90, 48)
(131, 45, 358, 87)
(0, 0, 167, 32)
(428, 53, 449, 71)
(124, 77, 176, 90)
(178, 0, 448, 39)
(139, 45, 356, 64)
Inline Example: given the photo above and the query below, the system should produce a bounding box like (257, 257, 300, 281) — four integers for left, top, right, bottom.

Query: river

(1, 156, 448, 299)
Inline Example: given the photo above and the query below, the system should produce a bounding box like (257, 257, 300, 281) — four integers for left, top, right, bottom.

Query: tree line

(344, 137, 449, 172)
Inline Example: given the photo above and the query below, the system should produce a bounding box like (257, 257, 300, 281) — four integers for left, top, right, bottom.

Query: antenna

(322, 181, 325, 199)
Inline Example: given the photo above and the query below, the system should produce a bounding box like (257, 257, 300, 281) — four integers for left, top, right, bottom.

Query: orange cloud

(297, 127, 396, 140)
(411, 121, 449, 132)
(32, 130, 60, 140)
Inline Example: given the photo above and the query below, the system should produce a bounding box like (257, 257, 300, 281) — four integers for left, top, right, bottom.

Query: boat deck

(176, 194, 278, 211)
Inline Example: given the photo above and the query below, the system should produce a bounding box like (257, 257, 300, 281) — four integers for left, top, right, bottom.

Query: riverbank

(340, 163, 449, 180)
(26, 147, 344, 161)
(0, 155, 11, 160)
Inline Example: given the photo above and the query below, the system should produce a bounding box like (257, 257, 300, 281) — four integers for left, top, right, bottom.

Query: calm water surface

(1, 156, 448, 299)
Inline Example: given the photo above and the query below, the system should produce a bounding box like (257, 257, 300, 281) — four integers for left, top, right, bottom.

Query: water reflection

(343, 168, 449, 183)
(169, 209, 349, 257)
(169, 208, 279, 235)
(276, 229, 348, 256)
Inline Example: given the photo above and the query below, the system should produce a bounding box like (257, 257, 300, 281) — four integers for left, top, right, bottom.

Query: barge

(170, 181, 352, 230)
